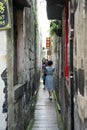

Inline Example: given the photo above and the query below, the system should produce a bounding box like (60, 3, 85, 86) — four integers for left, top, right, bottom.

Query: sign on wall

(0, 0, 11, 30)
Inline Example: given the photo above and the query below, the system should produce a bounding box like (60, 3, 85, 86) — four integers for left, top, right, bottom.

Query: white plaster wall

(0, 31, 7, 130)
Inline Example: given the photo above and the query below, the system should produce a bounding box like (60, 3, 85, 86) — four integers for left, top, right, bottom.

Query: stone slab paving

(31, 80, 59, 130)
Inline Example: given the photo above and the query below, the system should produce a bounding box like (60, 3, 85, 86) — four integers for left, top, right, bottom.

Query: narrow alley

(27, 79, 60, 130)
(0, 0, 87, 130)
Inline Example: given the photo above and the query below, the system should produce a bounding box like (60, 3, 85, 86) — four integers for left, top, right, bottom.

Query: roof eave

(46, 0, 67, 20)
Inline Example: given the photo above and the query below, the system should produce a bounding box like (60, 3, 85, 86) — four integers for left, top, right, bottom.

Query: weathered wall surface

(73, 0, 87, 129)
(7, 0, 40, 130)
(0, 32, 7, 130)
(7, 0, 15, 129)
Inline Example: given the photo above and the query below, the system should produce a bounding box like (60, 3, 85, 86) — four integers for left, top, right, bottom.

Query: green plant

(49, 20, 62, 36)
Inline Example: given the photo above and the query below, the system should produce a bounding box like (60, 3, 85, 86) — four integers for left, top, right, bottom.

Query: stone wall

(7, 0, 40, 130)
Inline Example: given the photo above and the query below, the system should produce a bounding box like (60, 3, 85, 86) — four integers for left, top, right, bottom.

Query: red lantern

(46, 37, 50, 48)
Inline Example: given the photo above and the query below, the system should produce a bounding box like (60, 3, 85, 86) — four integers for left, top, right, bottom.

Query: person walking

(42, 59, 48, 89)
(45, 60, 55, 100)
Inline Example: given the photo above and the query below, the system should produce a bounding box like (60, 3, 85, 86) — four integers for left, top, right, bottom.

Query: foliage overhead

(49, 20, 62, 36)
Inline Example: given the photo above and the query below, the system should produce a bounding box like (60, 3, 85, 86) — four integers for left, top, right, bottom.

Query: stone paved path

(31, 80, 59, 130)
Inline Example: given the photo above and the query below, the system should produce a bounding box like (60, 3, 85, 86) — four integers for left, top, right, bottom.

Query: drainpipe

(70, 9, 74, 130)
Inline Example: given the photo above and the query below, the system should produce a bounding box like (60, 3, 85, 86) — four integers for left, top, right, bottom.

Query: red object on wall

(46, 37, 51, 48)
(65, 2, 69, 78)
